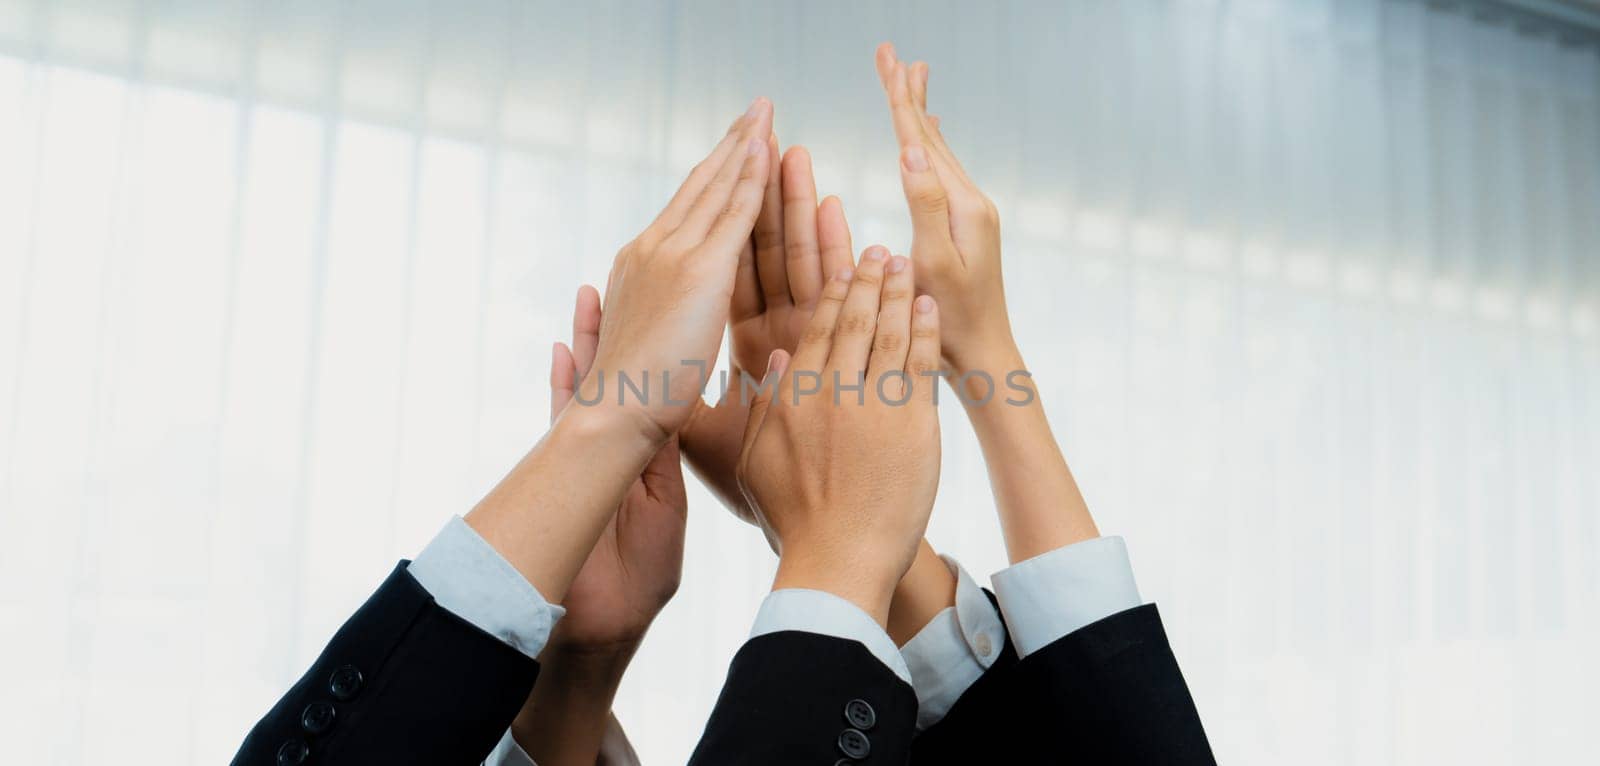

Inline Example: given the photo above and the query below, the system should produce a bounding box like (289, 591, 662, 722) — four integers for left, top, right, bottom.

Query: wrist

(946, 344, 1032, 413)
(556, 396, 666, 461)
(946, 335, 1022, 383)
(537, 640, 639, 687)
(466, 397, 664, 604)
(513, 644, 634, 765)
(773, 543, 904, 626)
(887, 540, 956, 646)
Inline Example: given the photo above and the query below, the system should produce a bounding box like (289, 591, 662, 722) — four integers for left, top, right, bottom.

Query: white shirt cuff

(485, 713, 639, 766)
(407, 516, 565, 661)
(486, 728, 538, 766)
(750, 589, 912, 686)
(990, 535, 1141, 658)
(900, 556, 1006, 729)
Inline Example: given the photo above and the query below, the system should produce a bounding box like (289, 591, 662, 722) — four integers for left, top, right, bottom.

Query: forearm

(959, 345, 1099, 563)
(886, 539, 956, 646)
(512, 646, 635, 766)
(466, 405, 660, 604)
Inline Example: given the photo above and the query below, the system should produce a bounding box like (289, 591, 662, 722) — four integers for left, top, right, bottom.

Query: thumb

(550, 342, 576, 424)
(900, 144, 954, 249)
(738, 349, 789, 460)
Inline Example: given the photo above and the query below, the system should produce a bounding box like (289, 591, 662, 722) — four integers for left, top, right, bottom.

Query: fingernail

(864, 246, 886, 262)
(916, 295, 935, 314)
(766, 349, 787, 376)
(747, 137, 763, 156)
(837, 267, 854, 282)
(903, 145, 929, 173)
(745, 98, 763, 119)
(888, 255, 908, 274)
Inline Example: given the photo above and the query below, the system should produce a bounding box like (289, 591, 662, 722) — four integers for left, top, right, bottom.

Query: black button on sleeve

(276, 739, 309, 765)
(844, 698, 876, 730)
(328, 664, 364, 701)
(837, 728, 871, 759)
(300, 701, 337, 735)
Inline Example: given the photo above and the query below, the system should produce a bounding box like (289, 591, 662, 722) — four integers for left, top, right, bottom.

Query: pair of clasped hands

(464, 44, 1091, 762)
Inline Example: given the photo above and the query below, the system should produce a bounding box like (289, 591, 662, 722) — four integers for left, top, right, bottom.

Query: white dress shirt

(899, 555, 1005, 729)
(406, 517, 1141, 763)
(407, 516, 565, 661)
(898, 536, 1142, 729)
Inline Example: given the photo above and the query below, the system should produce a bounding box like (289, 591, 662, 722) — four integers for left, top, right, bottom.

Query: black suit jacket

(689, 630, 919, 764)
(236, 562, 921, 765)
(232, 562, 540, 765)
(913, 600, 1215, 765)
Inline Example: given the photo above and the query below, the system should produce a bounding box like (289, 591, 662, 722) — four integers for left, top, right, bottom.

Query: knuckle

(719, 197, 747, 221)
(909, 357, 938, 377)
(701, 175, 732, 198)
(738, 157, 761, 181)
(880, 286, 914, 304)
(873, 331, 905, 354)
(803, 322, 835, 345)
(914, 191, 947, 213)
(837, 312, 875, 337)
(911, 322, 939, 340)
(851, 268, 883, 289)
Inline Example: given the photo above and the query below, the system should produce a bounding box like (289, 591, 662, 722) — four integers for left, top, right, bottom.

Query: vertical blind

(1, 0, 1597, 763)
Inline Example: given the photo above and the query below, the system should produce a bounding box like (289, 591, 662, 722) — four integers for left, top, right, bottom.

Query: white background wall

(1, 0, 1597, 763)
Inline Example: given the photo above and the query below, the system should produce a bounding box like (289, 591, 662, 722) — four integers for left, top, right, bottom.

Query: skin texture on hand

(735, 247, 943, 626)
(583, 98, 779, 444)
(513, 288, 688, 766)
(464, 98, 772, 612)
(876, 44, 1100, 564)
(673, 138, 963, 643)
(875, 42, 1016, 377)
(678, 141, 856, 523)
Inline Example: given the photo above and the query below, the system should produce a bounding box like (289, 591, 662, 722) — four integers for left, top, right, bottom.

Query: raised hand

(874, 42, 1014, 377)
(874, 45, 1100, 562)
(512, 287, 687, 766)
(734, 247, 942, 624)
(581, 98, 778, 444)
(680, 140, 857, 523)
(466, 98, 773, 607)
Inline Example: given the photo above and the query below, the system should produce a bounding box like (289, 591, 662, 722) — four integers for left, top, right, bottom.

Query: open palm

(680, 140, 859, 523)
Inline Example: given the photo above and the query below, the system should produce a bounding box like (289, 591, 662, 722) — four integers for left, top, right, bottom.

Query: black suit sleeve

(909, 590, 1025, 765)
(232, 562, 540, 766)
(689, 631, 919, 765)
(914, 600, 1215, 765)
